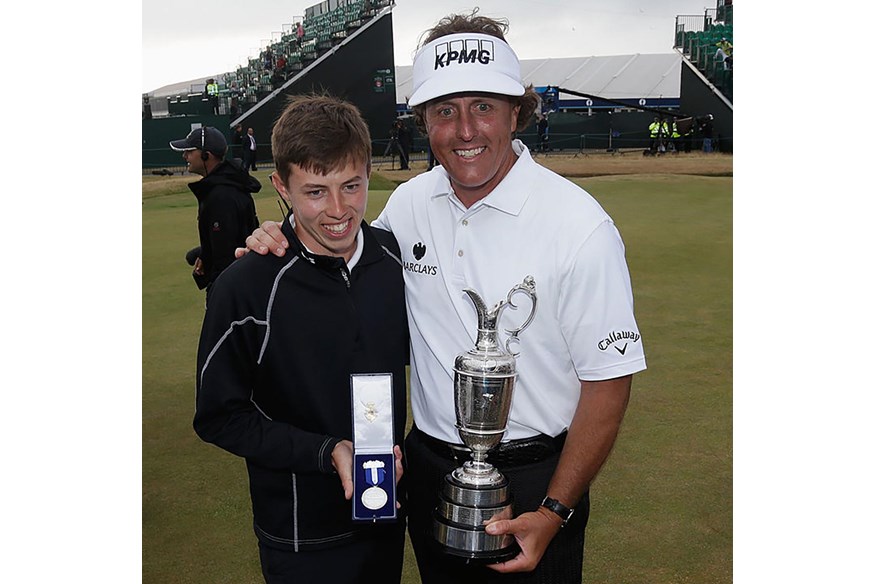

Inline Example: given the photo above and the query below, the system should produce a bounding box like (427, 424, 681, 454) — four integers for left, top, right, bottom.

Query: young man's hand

(331, 440, 355, 500)
(332, 442, 404, 509)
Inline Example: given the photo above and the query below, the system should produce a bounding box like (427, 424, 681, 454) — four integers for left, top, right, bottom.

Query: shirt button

(457, 250, 464, 257)
(462, 219, 468, 226)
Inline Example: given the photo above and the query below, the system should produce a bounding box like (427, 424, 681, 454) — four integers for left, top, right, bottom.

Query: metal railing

(673, 7, 732, 103)
(674, 9, 717, 49)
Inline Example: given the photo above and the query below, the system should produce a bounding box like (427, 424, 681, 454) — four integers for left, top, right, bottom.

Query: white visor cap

(408, 33, 525, 106)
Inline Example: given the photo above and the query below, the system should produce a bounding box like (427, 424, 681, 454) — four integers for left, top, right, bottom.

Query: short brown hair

(271, 93, 372, 184)
(410, 9, 540, 132)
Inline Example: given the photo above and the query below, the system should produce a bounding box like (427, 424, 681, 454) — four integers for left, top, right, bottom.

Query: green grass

(143, 171, 731, 583)
(573, 175, 732, 583)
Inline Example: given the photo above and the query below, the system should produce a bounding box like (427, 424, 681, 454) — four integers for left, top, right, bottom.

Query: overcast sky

(142, 0, 716, 93)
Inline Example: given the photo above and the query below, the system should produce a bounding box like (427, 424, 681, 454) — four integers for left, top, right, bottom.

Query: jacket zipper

(339, 266, 351, 289)
(292, 472, 299, 552)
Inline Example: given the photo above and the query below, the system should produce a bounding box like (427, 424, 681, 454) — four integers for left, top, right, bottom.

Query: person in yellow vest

(648, 117, 660, 153)
(206, 78, 220, 114)
(659, 119, 670, 153)
(671, 119, 681, 153)
(715, 38, 733, 71)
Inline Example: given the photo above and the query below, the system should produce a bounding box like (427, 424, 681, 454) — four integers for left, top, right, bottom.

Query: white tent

(394, 52, 682, 106)
(146, 52, 683, 114)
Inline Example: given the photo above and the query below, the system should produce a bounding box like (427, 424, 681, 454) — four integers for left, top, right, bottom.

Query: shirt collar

(430, 139, 534, 216)
(287, 215, 364, 269)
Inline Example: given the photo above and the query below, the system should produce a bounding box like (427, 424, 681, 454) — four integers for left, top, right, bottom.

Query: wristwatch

(540, 496, 574, 527)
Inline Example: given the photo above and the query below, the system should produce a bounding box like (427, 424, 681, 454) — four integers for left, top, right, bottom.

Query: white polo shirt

(372, 140, 646, 443)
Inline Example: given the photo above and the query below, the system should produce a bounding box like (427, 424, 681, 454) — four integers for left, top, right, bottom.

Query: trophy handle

(503, 276, 537, 356)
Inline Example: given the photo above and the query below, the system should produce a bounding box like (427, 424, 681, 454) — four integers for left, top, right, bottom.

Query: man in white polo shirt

(241, 10, 646, 584)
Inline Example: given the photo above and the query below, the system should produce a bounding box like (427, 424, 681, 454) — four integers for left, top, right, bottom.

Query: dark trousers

(244, 149, 257, 171)
(404, 429, 590, 584)
(257, 525, 405, 584)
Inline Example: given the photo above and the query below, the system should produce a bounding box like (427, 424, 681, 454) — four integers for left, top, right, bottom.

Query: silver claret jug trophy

(432, 276, 537, 563)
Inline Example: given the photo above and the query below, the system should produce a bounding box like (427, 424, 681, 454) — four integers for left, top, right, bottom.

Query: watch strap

(540, 496, 574, 526)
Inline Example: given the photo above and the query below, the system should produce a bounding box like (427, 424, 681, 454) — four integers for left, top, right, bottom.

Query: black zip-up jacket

(189, 159, 261, 291)
(194, 218, 408, 552)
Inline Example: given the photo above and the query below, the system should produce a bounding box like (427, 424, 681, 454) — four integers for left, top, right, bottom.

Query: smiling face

(271, 160, 369, 262)
(423, 93, 521, 207)
(182, 149, 207, 176)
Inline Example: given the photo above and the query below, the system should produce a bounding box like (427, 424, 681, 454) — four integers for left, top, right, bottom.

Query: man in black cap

(170, 126, 261, 302)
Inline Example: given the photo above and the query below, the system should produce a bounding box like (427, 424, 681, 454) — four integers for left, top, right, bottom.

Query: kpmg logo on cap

(433, 38, 494, 70)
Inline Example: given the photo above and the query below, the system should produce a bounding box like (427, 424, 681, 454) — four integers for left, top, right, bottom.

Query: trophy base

(432, 472, 518, 563)
(430, 522, 521, 564)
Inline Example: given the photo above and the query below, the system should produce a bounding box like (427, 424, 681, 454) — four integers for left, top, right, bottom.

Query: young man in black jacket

(169, 126, 261, 301)
(193, 96, 408, 584)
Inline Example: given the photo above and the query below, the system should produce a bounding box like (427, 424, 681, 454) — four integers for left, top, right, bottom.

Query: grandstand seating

(220, 0, 392, 113)
(675, 1, 733, 103)
(159, 0, 392, 119)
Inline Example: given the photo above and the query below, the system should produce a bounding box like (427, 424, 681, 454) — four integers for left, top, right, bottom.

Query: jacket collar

(188, 160, 261, 200)
(188, 161, 229, 200)
(280, 215, 383, 271)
